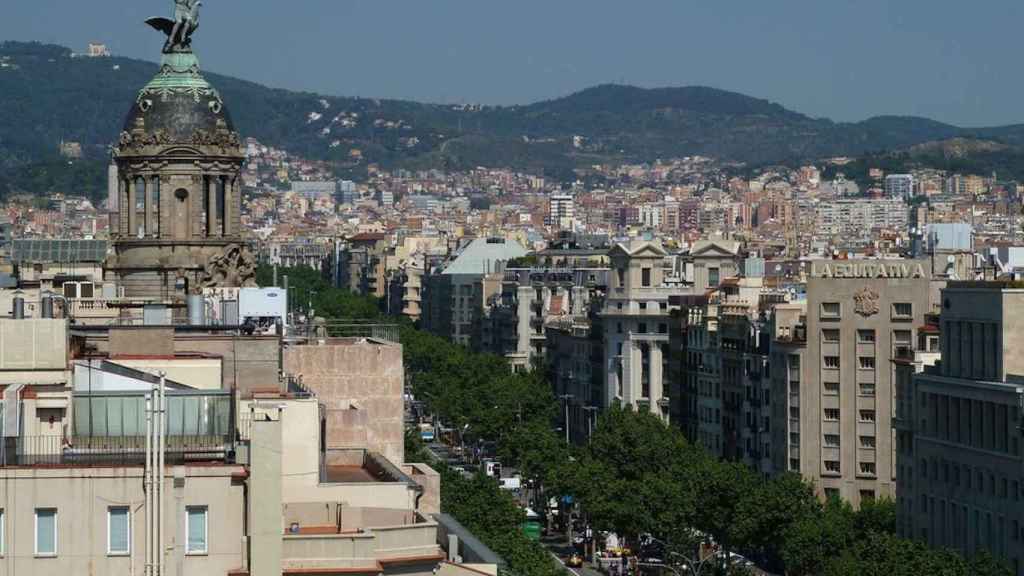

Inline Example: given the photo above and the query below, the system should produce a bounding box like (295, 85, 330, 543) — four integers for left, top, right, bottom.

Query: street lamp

(558, 394, 574, 443)
(641, 535, 715, 576)
(582, 406, 599, 442)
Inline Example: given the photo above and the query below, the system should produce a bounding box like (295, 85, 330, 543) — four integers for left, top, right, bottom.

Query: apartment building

(600, 241, 679, 421)
(482, 263, 609, 371)
(815, 199, 909, 237)
(670, 277, 780, 475)
(771, 259, 936, 507)
(421, 238, 527, 347)
(331, 233, 391, 298)
(0, 314, 493, 576)
(896, 282, 1024, 576)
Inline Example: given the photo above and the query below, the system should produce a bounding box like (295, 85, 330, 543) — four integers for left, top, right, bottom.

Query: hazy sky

(3, 1, 1022, 126)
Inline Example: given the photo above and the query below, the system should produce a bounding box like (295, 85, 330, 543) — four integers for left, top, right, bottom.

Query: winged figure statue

(146, 0, 202, 53)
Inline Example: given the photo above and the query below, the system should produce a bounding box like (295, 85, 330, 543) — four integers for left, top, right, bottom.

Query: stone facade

(283, 338, 405, 465)
(106, 51, 254, 300)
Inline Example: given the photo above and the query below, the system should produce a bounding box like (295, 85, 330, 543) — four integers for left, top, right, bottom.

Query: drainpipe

(145, 392, 152, 576)
(158, 372, 166, 576)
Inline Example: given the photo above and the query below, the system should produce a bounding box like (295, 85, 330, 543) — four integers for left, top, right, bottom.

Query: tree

(571, 406, 698, 546)
(780, 496, 855, 576)
(731, 472, 820, 569)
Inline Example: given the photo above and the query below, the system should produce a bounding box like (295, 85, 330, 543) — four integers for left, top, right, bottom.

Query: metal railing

(290, 322, 400, 344)
(0, 435, 234, 467)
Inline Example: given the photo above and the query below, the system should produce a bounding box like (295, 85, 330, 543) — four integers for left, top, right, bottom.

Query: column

(649, 343, 664, 415)
(127, 177, 138, 237)
(223, 177, 234, 236)
(142, 176, 152, 236)
(628, 341, 643, 405)
(207, 176, 219, 237)
(119, 178, 129, 236)
(150, 176, 160, 238)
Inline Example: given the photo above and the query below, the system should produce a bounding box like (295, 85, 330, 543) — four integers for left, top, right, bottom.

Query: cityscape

(0, 2, 1022, 576)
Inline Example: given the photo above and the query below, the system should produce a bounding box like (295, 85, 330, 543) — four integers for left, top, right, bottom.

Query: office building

(771, 259, 937, 507)
(896, 282, 1024, 575)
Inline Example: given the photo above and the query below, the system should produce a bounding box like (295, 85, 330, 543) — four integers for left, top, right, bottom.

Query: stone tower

(106, 4, 255, 299)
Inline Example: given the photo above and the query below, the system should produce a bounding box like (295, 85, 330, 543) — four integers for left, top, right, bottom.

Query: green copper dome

(120, 51, 237, 146)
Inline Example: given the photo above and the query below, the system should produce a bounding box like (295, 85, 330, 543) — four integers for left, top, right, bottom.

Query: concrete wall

(112, 358, 222, 390)
(250, 410, 283, 576)
(87, 333, 281, 393)
(109, 327, 175, 357)
(284, 339, 404, 464)
(404, 464, 440, 515)
(0, 319, 68, 370)
(0, 465, 245, 576)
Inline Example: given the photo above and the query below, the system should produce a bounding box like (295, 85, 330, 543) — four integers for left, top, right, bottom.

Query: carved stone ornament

(199, 243, 257, 289)
(853, 286, 880, 317)
(118, 128, 240, 152)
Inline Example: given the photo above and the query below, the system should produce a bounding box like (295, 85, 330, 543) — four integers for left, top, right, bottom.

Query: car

(566, 554, 584, 568)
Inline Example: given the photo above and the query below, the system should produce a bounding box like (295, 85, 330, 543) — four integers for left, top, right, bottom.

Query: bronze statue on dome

(146, 0, 202, 53)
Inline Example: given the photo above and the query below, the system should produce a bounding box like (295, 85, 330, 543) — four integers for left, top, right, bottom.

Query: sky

(3, 0, 1022, 127)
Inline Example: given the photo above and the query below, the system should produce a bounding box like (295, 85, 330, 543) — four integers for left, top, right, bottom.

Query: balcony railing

(289, 322, 401, 344)
(0, 435, 234, 467)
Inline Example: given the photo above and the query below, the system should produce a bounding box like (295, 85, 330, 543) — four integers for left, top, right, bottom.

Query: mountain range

(3, 40, 1024, 199)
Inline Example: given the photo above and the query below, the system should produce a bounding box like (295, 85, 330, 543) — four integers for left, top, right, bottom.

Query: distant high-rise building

(548, 194, 575, 229)
(885, 174, 915, 199)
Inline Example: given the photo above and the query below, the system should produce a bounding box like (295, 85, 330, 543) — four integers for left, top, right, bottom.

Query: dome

(119, 52, 238, 149)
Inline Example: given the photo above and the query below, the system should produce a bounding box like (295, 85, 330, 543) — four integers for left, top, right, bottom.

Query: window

(824, 487, 840, 500)
(822, 329, 840, 343)
(857, 329, 876, 343)
(637, 323, 647, 334)
(824, 434, 841, 447)
(790, 432, 800, 445)
(821, 302, 841, 319)
(859, 383, 876, 396)
(860, 490, 876, 502)
(186, 506, 208, 555)
(860, 436, 876, 448)
(859, 410, 876, 423)
(824, 408, 840, 421)
(824, 382, 840, 395)
(790, 458, 800, 471)
(824, 460, 841, 474)
(858, 356, 876, 370)
(658, 323, 668, 334)
(892, 302, 913, 319)
(859, 462, 877, 476)
(824, 356, 840, 369)
(641, 267, 652, 287)
(789, 407, 800, 419)
(108, 507, 130, 556)
(639, 302, 647, 310)
(893, 330, 912, 344)
(617, 268, 625, 287)
(35, 508, 57, 557)
(708, 267, 720, 287)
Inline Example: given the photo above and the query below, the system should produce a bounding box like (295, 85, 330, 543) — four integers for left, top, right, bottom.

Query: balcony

(282, 509, 442, 573)
(0, 434, 234, 467)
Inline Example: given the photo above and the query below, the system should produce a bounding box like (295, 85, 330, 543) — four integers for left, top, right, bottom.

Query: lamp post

(641, 535, 716, 576)
(582, 406, 599, 442)
(558, 394, 574, 443)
